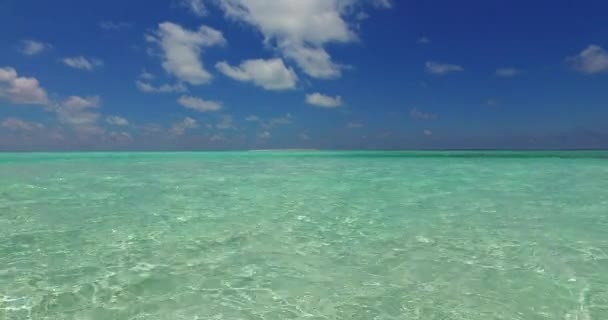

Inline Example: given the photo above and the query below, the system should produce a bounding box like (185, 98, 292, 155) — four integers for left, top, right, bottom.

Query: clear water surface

(1, 151, 607, 319)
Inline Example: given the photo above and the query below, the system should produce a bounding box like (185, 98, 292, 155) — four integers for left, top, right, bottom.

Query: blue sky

(1, 0, 607, 151)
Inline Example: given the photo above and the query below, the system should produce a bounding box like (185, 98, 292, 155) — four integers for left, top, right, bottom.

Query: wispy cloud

(62, 56, 103, 71)
(18, 40, 51, 56)
(177, 95, 222, 112)
(106, 116, 129, 126)
(347, 122, 363, 129)
(496, 67, 520, 77)
(425, 61, 463, 75)
(1, 117, 44, 132)
(178, 0, 207, 16)
(410, 108, 437, 120)
(306, 92, 343, 108)
(171, 117, 198, 136)
(417, 36, 430, 44)
(136, 81, 187, 93)
(139, 70, 155, 80)
(216, 114, 235, 130)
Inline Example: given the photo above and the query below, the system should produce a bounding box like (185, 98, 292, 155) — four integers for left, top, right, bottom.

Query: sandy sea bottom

(1, 151, 608, 319)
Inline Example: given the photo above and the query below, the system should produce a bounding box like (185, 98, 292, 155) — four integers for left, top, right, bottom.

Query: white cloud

(215, 0, 389, 79)
(55, 96, 104, 135)
(171, 117, 198, 135)
(179, 0, 207, 16)
(569, 44, 608, 74)
(299, 132, 310, 140)
(58, 96, 101, 125)
(258, 131, 271, 139)
(410, 108, 436, 120)
(62, 96, 100, 109)
(281, 43, 343, 79)
(1, 117, 44, 131)
(424, 129, 433, 136)
(245, 115, 260, 121)
(147, 22, 225, 85)
(106, 115, 129, 126)
(0, 67, 49, 105)
(178, 95, 222, 112)
(496, 67, 520, 77)
(19, 40, 51, 56)
(136, 80, 187, 93)
(425, 61, 463, 75)
(99, 21, 133, 30)
(216, 58, 298, 90)
(62, 56, 103, 71)
(306, 92, 342, 108)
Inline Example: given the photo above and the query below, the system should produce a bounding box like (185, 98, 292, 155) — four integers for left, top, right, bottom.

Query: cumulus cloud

(410, 107, 437, 120)
(19, 40, 51, 56)
(62, 56, 103, 71)
(99, 21, 133, 30)
(496, 67, 520, 77)
(136, 80, 187, 93)
(0, 67, 49, 105)
(56, 96, 101, 127)
(177, 95, 222, 112)
(569, 44, 608, 74)
(106, 115, 129, 126)
(216, 58, 298, 90)
(179, 0, 207, 16)
(147, 22, 226, 85)
(171, 117, 198, 135)
(306, 92, 342, 108)
(215, 0, 389, 79)
(425, 61, 463, 75)
(51, 96, 105, 136)
(1, 117, 44, 131)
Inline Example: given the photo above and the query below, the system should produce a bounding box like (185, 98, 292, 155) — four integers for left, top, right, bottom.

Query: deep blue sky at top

(1, 0, 607, 150)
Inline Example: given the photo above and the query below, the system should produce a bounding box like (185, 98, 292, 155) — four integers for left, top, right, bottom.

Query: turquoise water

(1, 151, 607, 319)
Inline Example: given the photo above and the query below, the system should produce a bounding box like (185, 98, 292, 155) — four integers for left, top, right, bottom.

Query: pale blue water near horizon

(1, 151, 608, 319)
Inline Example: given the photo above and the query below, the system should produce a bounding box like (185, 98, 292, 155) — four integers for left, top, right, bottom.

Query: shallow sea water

(1, 151, 608, 320)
